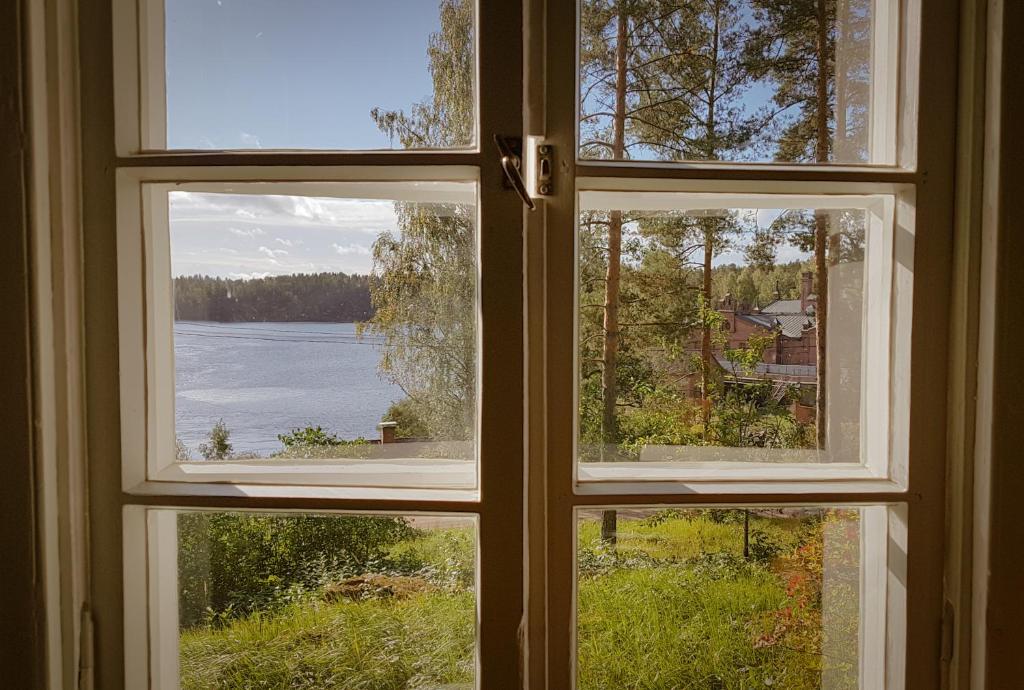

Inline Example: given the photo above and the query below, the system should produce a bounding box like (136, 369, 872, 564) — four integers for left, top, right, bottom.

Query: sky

(166, 0, 442, 150)
(169, 191, 404, 278)
(163, 1, 815, 279)
(166, 1, 449, 278)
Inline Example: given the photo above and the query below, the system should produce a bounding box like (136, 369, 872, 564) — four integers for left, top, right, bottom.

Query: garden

(176, 508, 860, 689)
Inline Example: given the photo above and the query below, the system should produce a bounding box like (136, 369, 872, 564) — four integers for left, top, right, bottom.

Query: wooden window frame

(87, 1, 527, 688)
(531, 0, 959, 687)
(62, 0, 962, 686)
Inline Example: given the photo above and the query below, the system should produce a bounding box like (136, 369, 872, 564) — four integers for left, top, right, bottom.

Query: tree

(747, 0, 871, 448)
(199, 419, 232, 461)
(580, 0, 765, 541)
(365, 0, 476, 442)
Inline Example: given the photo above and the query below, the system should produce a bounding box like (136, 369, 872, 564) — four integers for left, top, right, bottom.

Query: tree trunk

(600, 0, 629, 544)
(813, 0, 832, 450)
(699, 3, 722, 439)
(701, 222, 715, 439)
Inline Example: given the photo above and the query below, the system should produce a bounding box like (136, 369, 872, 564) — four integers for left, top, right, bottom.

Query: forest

(173, 272, 373, 323)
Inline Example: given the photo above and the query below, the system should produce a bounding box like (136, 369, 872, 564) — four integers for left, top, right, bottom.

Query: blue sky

(166, 1, 450, 279)
(164, 1, 813, 279)
(166, 0, 443, 149)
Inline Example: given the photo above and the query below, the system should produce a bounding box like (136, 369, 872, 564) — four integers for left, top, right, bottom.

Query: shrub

(197, 419, 232, 460)
(177, 512, 416, 628)
(274, 425, 372, 459)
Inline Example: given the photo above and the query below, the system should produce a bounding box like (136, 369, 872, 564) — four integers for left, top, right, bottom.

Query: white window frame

(532, 0, 955, 687)
(122, 506, 483, 689)
(96, 0, 527, 688)
(572, 182, 913, 487)
(116, 166, 484, 495)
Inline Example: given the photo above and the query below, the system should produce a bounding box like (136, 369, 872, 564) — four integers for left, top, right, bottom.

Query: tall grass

(179, 511, 846, 689)
(180, 593, 475, 690)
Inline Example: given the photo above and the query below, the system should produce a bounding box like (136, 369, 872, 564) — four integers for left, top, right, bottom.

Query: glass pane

(578, 0, 884, 164)
(577, 506, 878, 689)
(576, 192, 889, 479)
(171, 511, 476, 688)
(164, 0, 475, 150)
(166, 182, 477, 488)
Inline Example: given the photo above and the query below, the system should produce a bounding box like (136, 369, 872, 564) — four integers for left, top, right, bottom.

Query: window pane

(164, 0, 475, 150)
(168, 511, 476, 688)
(578, 0, 888, 164)
(576, 192, 893, 480)
(576, 506, 884, 689)
(165, 182, 477, 488)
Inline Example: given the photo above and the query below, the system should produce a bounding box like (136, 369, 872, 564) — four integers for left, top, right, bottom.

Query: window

(84, 0, 956, 687)
(110, 1, 524, 688)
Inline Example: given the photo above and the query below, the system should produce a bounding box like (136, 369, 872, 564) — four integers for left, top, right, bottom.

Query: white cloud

(228, 272, 274, 281)
(258, 246, 289, 258)
(229, 227, 265, 238)
(274, 237, 297, 247)
(239, 131, 263, 149)
(331, 242, 371, 257)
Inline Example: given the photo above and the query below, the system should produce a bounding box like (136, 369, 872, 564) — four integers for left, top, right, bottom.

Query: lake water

(174, 322, 403, 456)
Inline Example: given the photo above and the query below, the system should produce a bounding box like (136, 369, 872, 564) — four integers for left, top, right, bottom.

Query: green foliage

(277, 425, 343, 448)
(198, 419, 232, 461)
(179, 512, 859, 690)
(366, 0, 476, 443)
(177, 513, 415, 628)
(180, 592, 476, 690)
(370, 0, 473, 149)
(173, 272, 372, 323)
(382, 398, 432, 438)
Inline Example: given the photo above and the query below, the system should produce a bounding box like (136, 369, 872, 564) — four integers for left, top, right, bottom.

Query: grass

(180, 592, 475, 690)
(179, 511, 843, 689)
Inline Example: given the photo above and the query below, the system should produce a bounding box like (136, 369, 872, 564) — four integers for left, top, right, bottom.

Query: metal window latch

(534, 142, 554, 197)
(494, 135, 536, 210)
(494, 136, 555, 210)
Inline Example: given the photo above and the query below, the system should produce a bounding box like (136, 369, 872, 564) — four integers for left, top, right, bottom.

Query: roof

(775, 314, 813, 338)
(735, 311, 813, 339)
(761, 298, 802, 314)
(714, 354, 817, 381)
(736, 313, 776, 330)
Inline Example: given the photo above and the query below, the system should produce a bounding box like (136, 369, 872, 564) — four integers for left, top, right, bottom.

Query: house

(717, 270, 817, 368)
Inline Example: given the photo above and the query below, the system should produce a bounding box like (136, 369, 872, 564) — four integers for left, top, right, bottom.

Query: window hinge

(78, 604, 94, 690)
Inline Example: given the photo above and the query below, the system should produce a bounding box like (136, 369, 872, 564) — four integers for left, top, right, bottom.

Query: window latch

(494, 135, 536, 211)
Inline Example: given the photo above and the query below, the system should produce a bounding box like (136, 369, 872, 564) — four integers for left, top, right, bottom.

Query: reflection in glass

(577, 203, 869, 466)
(576, 507, 864, 689)
(173, 511, 476, 688)
(169, 185, 477, 484)
(579, 0, 877, 164)
(165, 0, 475, 150)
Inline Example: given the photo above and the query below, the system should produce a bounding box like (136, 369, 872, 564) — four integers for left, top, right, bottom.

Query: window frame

(534, 0, 958, 687)
(73, 0, 961, 686)
(91, 1, 527, 688)
(116, 166, 484, 494)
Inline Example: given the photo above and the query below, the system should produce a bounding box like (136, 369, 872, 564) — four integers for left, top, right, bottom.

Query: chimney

(378, 421, 398, 444)
(800, 271, 814, 311)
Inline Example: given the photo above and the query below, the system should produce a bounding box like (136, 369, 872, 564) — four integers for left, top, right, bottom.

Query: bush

(274, 425, 372, 459)
(383, 398, 432, 438)
(198, 419, 232, 460)
(177, 512, 416, 628)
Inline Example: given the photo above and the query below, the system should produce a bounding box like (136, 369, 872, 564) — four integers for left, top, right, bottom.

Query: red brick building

(717, 270, 817, 368)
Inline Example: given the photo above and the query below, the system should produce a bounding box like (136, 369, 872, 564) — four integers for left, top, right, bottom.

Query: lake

(174, 322, 403, 457)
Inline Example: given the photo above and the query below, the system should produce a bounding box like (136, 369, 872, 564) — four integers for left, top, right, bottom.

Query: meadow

(178, 510, 857, 690)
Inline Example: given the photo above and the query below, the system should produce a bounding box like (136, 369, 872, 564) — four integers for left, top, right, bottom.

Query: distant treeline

(174, 273, 373, 322)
